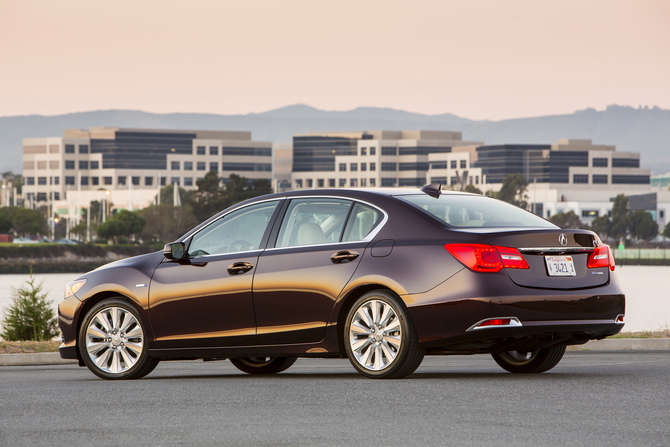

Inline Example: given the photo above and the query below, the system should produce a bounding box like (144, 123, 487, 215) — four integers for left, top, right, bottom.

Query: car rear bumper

(406, 268, 625, 351)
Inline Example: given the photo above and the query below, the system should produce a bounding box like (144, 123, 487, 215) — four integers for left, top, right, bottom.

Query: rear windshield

(397, 194, 557, 228)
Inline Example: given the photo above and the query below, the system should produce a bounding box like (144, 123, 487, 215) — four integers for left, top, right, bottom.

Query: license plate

(545, 255, 576, 276)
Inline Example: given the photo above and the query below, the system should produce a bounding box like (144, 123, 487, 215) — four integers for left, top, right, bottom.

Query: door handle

(227, 262, 254, 275)
(331, 251, 360, 264)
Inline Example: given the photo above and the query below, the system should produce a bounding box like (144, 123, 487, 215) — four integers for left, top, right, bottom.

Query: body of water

(0, 266, 667, 335)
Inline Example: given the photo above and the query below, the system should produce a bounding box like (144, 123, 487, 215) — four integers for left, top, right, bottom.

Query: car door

(149, 200, 281, 349)
(252, 198, 385, 345)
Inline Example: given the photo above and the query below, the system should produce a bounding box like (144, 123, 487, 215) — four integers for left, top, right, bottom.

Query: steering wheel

(229, 240, 252, 252)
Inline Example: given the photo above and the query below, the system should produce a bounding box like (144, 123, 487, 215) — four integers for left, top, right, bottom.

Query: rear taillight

(587, 244, 615, 271)
(445, 244, 529, 272)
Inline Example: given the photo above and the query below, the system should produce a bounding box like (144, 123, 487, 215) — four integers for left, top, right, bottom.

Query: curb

(0, 352, 77, 366)
(566, 338, 670, 351)
(1, 339, 669, 366)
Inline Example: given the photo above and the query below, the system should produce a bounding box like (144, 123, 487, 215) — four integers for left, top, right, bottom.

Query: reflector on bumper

(467, 317, 523, 331)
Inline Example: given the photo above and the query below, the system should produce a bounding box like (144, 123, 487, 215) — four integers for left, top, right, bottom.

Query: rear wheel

(344, 290, 424, 379)
(491, 345, 566, 373)
(229, 357, 297, 374)
(79, 298, 159, 380)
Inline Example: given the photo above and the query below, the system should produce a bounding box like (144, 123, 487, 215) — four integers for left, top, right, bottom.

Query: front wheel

(229, 357, 297, 374)
(79, 298, 159, 380)
(344, 290, 424, 379)
(491, 345, 566, 373)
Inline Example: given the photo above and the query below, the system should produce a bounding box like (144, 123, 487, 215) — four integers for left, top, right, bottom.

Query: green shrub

(1, 269, 59, 341)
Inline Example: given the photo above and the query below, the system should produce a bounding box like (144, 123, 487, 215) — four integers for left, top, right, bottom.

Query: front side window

(188, 201, 279, 256)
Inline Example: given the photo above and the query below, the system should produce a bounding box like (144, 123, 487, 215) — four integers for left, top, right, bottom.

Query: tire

(344, 290, 425, 379)
(229, 357, 297, 374)
(491, 345, 567, 373)
(79, 298, 159, 380)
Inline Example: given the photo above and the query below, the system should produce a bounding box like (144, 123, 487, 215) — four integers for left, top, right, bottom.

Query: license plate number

(545, 255, 576, 276)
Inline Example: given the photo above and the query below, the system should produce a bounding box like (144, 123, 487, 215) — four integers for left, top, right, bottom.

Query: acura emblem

(558, 234, 568, 246)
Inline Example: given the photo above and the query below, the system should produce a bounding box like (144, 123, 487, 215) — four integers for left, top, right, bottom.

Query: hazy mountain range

(1, 104, 669, 176)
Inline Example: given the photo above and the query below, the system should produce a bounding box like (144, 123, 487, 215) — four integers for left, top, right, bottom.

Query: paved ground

(1, 352, 669, 446)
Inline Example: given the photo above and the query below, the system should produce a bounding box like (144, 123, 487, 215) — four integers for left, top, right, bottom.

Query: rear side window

(398, 194, 556, 228)
(276, 198, 384, 248)
(276, 199, 353, 247)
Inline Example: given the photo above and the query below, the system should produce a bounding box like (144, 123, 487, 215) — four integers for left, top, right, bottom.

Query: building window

(197, 146, 206, 155)
(307, 179, 313, 188)
(381, 163, 397, 171)
(104, 177, 113, 185)
(460, 160, 466, 169)
(475, 176, 479, 184)
(339, 163, 347, 172)
(339, 179, 346, 187)
(209, 162, 218, 171)
(65, 144, 75, 154)
(90, 161, 99, 169)
(370, 163, 376, 171)
(350, 163, 358, 172)
(450, 176, 458, 185)
(91, 177, 99, 186)
(130, 176, 139, 186)
(660, 210, 665, 219)
(26, 177, 35, 185)
(53, 192, 60, 200)
(317, 179, 324, 188)
(197, 162, 206, 171)
(370, 147, 376, 156)
(210, 146, 218, 155)
(38, 177, 47, 185)
(295, 179, 303, 188)
(582, 210, 599, 218)
(361, 178, 367, 187)
(184, 161, 193, 170)
(52, 176, 60, 185)
(184, 177, 193, 187)
(160, 177, 166, 186)
(431, 162, 447, 169)
(593, 174, 608, 184)
(350, 179, 358, 187)
(431, 177, 447, 184)
(37, 192, 47, 201)
(381, 147, 397, 156)
(369, 178, 376, 186)
(361, 147, 367, 156)
(573, 174, 589, 184)
(592, 158, 608, 167)
(361, 163, 367, 171)
(65, 160, 75, 169)
(171, 177, 180, 185)
(65, 176, 75, 185)
(171, 161, 180, 170)
(79, 144, 89, 154)
(80, 177, 89, 186)
(118, 176, 127, 185)
(381, 178, 396, 187)
(329, 179, 335, 187)
(450, 160, 457, 169)
(144, 177, 153, 186)
(79, 160, 89, 170)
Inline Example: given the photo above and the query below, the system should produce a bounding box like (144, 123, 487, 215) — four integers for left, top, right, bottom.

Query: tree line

(0, 173, 272, 245)
(492, 173, 669, 245)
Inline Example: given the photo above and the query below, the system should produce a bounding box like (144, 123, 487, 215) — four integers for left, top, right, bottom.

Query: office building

(291, 130, 482, 189)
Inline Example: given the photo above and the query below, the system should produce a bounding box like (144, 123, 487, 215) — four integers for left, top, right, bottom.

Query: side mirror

(163, 242, 186, 260)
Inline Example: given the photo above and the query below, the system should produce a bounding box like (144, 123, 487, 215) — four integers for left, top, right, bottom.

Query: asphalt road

(1, 352, 669, 447)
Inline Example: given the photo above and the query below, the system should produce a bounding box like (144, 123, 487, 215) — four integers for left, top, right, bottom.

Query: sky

(1, 0, 669, 121)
